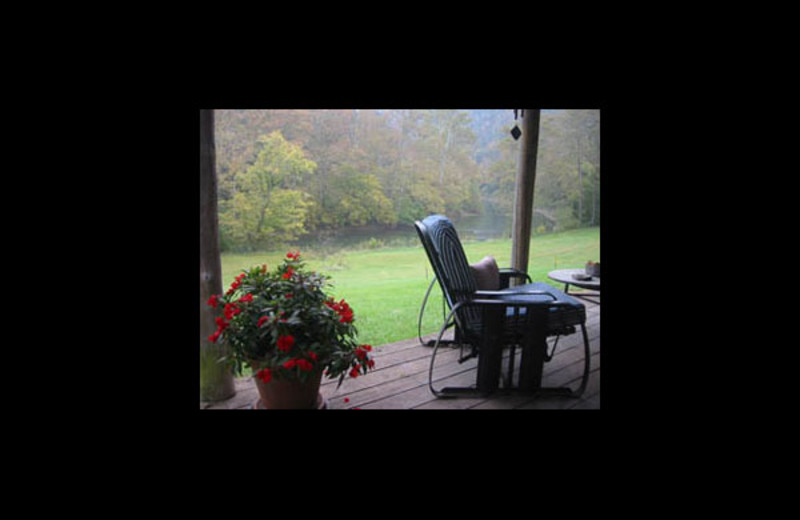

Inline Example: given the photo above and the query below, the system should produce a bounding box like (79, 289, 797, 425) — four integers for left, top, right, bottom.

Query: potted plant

(206, 251, 375, 409)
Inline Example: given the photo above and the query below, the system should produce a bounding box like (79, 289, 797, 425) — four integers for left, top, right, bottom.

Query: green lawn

(220, 227, 599, 347)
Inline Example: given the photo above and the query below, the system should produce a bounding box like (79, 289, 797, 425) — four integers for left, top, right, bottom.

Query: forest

(214, 109, 600, 252)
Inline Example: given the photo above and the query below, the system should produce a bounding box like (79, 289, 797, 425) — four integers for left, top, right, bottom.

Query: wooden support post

(510, 109, 541, 282)
(200, 109, 235, 402)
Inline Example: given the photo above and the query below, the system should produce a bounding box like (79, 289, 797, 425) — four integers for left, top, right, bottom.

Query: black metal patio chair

(414, 214, 590, 398)
(417, 250, 532, 348)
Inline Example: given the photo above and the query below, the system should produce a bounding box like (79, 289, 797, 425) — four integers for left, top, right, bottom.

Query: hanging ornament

(510, 109, 523, 140)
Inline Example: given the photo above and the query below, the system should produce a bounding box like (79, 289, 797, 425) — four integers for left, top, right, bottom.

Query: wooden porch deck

(202, 296, 600, 410)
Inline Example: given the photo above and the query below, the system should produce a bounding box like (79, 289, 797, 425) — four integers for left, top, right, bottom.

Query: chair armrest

(499, 268, 528, 275)
(450, 299, 574, 327)
(472, 291, 573, 308)
(475, 289, 557, 300)
(498, 268, 532, 287)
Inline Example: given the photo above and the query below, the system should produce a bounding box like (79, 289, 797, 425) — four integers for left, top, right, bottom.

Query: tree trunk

(439, 125, 451, 187)
(577, 134, 583, 226)
(350, 109, 359, 147)
(591, 165, 598, 225)
(200, 109, 235, 402)
(511, 110, 541, 283)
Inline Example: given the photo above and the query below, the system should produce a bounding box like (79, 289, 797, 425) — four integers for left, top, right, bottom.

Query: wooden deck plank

(405, 330, 601, 410)
(519, 365, 601, 410)
(325, 343, 487, 409)
(348, 318, 601, 410)
(203, 298, 601, 410)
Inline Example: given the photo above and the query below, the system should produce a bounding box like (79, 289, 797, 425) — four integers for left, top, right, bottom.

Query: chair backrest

(415, 215, 480, 332)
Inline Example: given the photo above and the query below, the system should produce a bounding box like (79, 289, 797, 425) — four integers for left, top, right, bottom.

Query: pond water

(292, 213, 513, 252)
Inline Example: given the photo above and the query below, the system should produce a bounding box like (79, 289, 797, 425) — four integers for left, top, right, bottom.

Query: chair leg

(417, 277, 437, 346)
(474, 305, 504, 394)
(428, 306, 488, 398)
(518, 335, 546, 392)
(419, 277, 460, 348)
(518, 307, 549, 392)
(531, 322, 591, 398)
(573, 322, 591, 397)
(505, 345, 516, 390)
(428, 311, 591, 400)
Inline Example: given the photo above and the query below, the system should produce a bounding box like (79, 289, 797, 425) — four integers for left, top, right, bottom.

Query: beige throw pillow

(470, 255, 500, 290)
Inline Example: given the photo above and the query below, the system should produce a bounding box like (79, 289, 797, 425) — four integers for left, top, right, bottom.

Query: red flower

(344, 397, 350, 404)
(282, 266, 295, 280)
(287, 251, 300, 261)
(238, 293, 253, 303)
(257, 316, 269, 328)
(226, 273, 247, 295)
(367, 359, 375, 369)
(223, 303, 241, 320)
(349, 367, 360, 378)
(215, 317, 229, 330)
(207, 294, 219, 308)
(296, 359, 313, 372)
(339, 300, 354, 323)
(283, 359, 297, 370)
(277, 335, 295, 352)
(256, 368, 272, 384)
(326, 298, 354, 323)
(308, 351, 318, 362)
(208, 330, 220, 343)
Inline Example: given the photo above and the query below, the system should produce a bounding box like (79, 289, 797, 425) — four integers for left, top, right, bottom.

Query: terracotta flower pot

(253, 369, 325, 409)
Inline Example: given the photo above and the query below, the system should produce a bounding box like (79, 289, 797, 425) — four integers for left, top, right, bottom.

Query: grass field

(220, 227, 599, 347)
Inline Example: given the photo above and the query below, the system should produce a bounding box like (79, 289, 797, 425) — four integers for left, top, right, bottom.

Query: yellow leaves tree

(219, 131, 316, 251)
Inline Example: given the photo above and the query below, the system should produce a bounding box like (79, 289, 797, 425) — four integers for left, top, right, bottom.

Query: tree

(219, 131, 316, 250)
(326, 166, 397, 227)
(423, 109, 481, 215)
(477, 110, 600, 232)
(212, 109, 599, 239)
(479, 125, 519, 215)
(559, 110, 600, 227)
